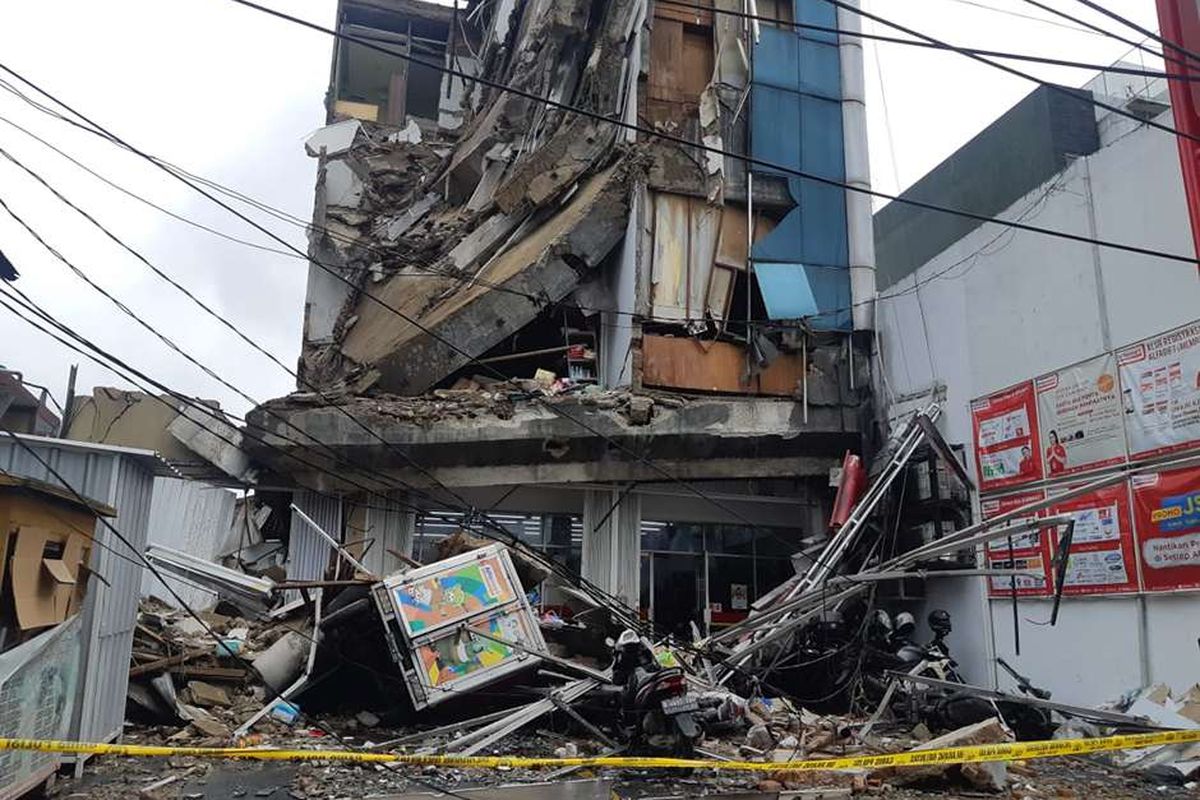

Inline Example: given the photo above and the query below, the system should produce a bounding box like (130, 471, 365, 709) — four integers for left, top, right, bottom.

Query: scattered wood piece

(169, 665, 248, 682)
(129, 649, 207, 677)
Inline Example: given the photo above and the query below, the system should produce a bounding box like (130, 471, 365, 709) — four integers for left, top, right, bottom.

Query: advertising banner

(971, 382, 1042, 492)
(1035, 354, 1127, 478)
(1048, 483, 1139, 595)
(1117, 321, 1200, 460)
(1132, 467, 1200, 592)
(982, 490, 1053, 598)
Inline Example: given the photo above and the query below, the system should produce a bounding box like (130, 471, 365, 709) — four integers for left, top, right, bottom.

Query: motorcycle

(609, 629, 702, 757)
(885, 610, 1053, 740)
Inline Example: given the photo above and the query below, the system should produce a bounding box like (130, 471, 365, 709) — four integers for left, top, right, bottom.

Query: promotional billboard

(982, 490, 1053, 598)
(1035, 354, 1127, 478)
(1047, 483, 1139, 595)
(1132, 466, 1200, 592)
(1117, 321, 1200, 460)
(971, 382, 1043, 492)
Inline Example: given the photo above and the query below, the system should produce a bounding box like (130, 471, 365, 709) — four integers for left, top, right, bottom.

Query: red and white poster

(1047, 483, 1139, 596)
(983, 490, 1053, 598)
(1132, 467, 1200, 592)
(1117, 321, 1200, 460)
(1035, 354, 1127, 479)
(972, 382, 1042, 492)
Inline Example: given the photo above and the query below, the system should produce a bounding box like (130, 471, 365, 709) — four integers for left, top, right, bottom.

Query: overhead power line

(941, 0, 1112, 34)
(0, 428, 477, 800)
(0, 79, 857, 334)
(0, 143, 717, 617)
(206, 1, 1194, 267)
(0, 0, 1193, 609)
(807, 0, 1195, 144)
(655, 0, 1188, 81)
(0, 282, 653, 634)
(1067, 0, 1200, 67)
(0, 60, 922, 573)
(0, 282, 861, 693)
(1019, 0, 1179, 73)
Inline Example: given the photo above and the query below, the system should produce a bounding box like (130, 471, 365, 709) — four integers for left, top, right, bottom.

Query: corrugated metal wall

(362, 492, 414, 576)
(142, 478, 237, 610)
(0, 437, 118, 504)
(287, 490, 341, 585)
(0, 436, 159, 756)
(74, 454, 155, 752)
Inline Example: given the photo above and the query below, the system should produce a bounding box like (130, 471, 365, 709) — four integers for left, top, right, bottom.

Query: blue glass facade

(750, 1, 851, 331)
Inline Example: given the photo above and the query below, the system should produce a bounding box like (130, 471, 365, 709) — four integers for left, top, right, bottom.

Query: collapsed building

(246, 0, 882, 628)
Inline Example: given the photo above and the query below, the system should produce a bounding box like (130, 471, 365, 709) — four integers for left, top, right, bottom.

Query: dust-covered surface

(48, 748, 1200, 800)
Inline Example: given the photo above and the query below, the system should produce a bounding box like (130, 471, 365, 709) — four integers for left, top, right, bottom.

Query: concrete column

(838, 0, 877, 331)
(581, 487, 642, 609)
(363, 491, 415, 577)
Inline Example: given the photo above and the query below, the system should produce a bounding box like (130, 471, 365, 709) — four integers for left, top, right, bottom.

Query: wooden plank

(758, 352, 806, 396)
(168, 665, 248, 682)
(129, 648, 207, 678)
(641, 335, 804, 396)
(642, 336, 750, 393)
(654, 0, 713, 26)
(680, 26, 715, 97)
(648, 19, 684, 101)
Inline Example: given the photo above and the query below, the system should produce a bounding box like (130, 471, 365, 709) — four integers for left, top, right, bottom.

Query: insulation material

(332, 100, 379, 122)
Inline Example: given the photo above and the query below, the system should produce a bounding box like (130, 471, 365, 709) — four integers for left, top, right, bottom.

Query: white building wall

(876, 97, 1200, 704)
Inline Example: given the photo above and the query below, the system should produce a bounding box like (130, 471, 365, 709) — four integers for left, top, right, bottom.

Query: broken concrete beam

(492, 117, 618, 212)
(168, 405, 256, 483)
(870, 717, 1011, 791)
(337, 162, 630, 395)
(246, 394, 855, 489)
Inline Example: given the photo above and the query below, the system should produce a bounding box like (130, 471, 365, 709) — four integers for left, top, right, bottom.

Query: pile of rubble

(126, 600, 309, 743)
(265, 381, 682, 428)
(93, 406, 1200, 800)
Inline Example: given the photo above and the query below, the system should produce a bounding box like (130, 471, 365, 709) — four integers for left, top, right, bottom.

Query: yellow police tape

(1, 729, 1198, 773)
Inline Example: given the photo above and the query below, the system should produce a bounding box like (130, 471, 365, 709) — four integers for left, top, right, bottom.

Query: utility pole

(58, 363, 78, 437)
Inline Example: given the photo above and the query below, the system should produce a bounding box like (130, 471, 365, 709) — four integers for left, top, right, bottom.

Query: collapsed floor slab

(245, 391, 859, 490)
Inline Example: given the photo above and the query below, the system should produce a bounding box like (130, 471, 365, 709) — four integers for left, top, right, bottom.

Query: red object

(970, 382, 1043, 492)
(982, 490, 1054, 599)
(828, 451, 865, 531)
(1047, 483, 1139, 596)
(1156, 0, 1200, 268)
(1132, 466, 1200, 592)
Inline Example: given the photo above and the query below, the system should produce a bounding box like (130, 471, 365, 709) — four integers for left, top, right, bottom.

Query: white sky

(0, 0, 1167, 420)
